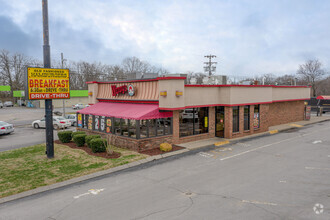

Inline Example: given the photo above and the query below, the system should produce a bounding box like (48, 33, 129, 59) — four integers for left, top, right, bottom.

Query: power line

(204, 54, 217, 76)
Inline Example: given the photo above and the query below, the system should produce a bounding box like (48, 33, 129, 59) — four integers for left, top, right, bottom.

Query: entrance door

(215, 106, 225, 138)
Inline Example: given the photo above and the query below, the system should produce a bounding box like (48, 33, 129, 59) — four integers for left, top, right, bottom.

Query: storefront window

(148, 119, 157, 137)
(179, 108, 209, 137)
(106, 117, 112, 133)
(114, 118, 121, 135)
(121, 119, 129, 136)
(233, 106, 239, 133)
(83, 116, 172, 139)
(254, 105, 260, 129)
(164, 117, 172, 135)
(244, 105, 250, 131)
(196, 107, 208, 134)
(129, 120, 137, 138)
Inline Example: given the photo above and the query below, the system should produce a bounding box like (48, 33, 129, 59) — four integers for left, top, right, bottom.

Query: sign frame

(26, 67, 70, 100)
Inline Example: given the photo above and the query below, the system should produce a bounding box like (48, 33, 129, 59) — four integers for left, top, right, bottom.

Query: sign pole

(42, 0, 54, 158)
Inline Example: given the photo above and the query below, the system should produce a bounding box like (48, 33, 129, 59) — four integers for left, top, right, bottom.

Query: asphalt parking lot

(0, 106, 77, 151)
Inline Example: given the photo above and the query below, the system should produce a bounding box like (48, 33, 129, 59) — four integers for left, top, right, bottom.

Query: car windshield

(57, 117, 66, 120)
(0, 121, 8, 126)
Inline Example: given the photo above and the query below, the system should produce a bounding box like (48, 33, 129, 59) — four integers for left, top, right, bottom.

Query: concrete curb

(1, 117, 329, 205)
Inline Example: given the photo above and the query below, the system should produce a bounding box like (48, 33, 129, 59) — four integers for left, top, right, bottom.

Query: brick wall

(267, 101, 305, 127)
(77, 128, 173, 152)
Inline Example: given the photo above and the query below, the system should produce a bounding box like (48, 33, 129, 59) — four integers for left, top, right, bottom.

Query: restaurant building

(77, 77, 310, 152)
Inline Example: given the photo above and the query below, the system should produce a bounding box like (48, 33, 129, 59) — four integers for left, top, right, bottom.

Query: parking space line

(305, 167, 330, 171)
(220, 127, 330, 161)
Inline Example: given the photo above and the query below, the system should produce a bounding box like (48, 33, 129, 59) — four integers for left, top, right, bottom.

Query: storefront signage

(111, 85, 127, 96)
(77, 114, 82, 127)
(106, 118, 112, 133)
(111, 84, 135, 97)
(88, 115, 93, 130)
(128, 84, 134, 96)
(100, 116, 105, 132)
(27, 67, 70, 100)
(94, 116, 99, 130)
(253, 113, 260, 129)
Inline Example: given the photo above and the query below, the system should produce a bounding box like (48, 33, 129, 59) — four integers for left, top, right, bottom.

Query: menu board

(88, 115, 93, 130)
(94, 116, 99, 130)
(106, 118, 112, 133)
(100, 116, 105, 132)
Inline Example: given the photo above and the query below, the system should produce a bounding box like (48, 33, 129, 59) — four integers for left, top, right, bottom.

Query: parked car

(4, 101, 13, 107)
(0, 121, 14, 135)
(65, 114, 77, 126)
(32, 116, 71, 129)
(72, 103, 85, 110)
(0, 101, 3, 108)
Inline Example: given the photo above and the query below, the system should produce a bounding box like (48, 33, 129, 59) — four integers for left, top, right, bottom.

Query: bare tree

(0, 50, 36, 99)
(297, 59, 326, 97)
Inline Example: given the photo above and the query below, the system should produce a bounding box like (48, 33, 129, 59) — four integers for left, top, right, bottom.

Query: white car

(72, 103, 84, 110)
(32, 116, 71, 129)
(65, 114, 77, 126)
(4, 101, 13, 107)
(0, 121, 14, 135)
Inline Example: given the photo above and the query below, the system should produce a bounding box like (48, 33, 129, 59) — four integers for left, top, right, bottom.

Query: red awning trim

(97, 99, 159, 104)
(317, 95, 330, 100)
(77, 102, 172, 120)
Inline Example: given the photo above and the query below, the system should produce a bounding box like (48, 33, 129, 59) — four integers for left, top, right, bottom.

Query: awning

(77, 102, 172, 120)
(317, 95, 330, 100)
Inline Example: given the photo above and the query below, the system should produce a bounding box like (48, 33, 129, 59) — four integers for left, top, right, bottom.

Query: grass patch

(0, 144, 147, 198)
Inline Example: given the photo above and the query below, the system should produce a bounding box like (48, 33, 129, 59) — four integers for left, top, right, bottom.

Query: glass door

(215, 106, 225, 138)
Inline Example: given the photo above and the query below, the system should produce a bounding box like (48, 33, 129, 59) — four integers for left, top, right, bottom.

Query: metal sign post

(42, 0, 54, 158)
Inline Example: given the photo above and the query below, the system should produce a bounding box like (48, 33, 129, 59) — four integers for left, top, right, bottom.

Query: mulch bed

(54, 140, 121, 159)
(139, 145, 185, 156)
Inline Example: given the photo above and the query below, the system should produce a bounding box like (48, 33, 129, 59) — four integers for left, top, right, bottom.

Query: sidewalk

(178, 115, 330, 150)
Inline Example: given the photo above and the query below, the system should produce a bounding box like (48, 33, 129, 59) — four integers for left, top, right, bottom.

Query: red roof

(77, 102, 172, 120)
(316, 95, 330, 100)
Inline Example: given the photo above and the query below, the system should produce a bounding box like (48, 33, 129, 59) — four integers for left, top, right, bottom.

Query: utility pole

(61, 53, 67, 117)
(204, 55, 217, 76)
(42, 0, 54, 158)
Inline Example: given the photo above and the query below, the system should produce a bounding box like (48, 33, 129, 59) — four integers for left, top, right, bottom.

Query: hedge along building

(76, 77, 310, 152)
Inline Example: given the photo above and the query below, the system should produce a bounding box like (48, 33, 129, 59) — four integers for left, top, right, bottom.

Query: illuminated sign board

(27, 67, 70, 100)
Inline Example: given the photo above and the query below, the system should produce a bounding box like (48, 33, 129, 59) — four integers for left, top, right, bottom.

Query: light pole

(42, 0, 54, 158)
(61, 53, 67, 117)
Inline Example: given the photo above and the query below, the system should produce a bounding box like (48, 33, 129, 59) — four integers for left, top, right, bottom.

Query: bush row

(57, 131, 107, 152)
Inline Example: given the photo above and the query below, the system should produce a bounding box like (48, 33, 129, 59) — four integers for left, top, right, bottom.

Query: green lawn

(0, 144, 147, 198)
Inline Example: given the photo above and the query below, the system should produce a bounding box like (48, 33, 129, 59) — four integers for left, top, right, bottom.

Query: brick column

(172, 110, 180, 143)
(208, 107, 215, 137)
(259, 104, 269, 132)
(249, 105, 254, 134)
(224, 106, 232, 139)
(239, 106, 244, 134)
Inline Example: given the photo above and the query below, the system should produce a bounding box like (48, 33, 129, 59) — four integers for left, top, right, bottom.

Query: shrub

(73, 134, 87, 147)
(90, 138, 107, 153)
(57, 131, 73, 143)
(85, 135, 101, 148)
(71, 131, 86, 140)
(160, 143, 172, 152)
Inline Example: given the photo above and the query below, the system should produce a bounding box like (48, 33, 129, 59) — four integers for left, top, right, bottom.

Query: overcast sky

(0, 0, 329, 77)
